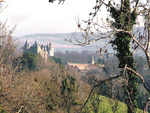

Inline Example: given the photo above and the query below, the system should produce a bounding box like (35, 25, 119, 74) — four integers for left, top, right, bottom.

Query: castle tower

(48, 41, 54, 57)
(24, 40, 30, 48)
(34, 40, 38, 46)
(91, 56, 94, 64)
(34, 40, 39, 54)
(25, 40, 28, 46)
(23, 40, 29, 53)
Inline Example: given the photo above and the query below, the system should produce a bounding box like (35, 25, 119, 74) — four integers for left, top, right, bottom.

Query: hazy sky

(0, 0, 98, 37)
(1, 0, 147, 37)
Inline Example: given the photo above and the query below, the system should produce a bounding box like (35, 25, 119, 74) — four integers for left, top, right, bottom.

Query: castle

(23, 40, 54, 59)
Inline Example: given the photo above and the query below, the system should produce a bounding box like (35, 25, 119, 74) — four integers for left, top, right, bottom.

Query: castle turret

(48, 41, 54, 57)
(23, 40, 29, 53)
(91, 56, 94, 64)
(34, 40, 38, 46)
(33, 40, 38, 54)
(25, 40, 28, 46)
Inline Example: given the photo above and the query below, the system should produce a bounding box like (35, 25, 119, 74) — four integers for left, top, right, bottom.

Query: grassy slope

(85, 95, 143, 113)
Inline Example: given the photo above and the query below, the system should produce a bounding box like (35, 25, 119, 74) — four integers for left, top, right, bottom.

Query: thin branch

(99, 0, 113, 8)
(116, 29, 146, 52)
(134, 0, 139, 9)
(146, 9, 150, 51)
(80, 74, 121, 113)
(67, 31, 114, 46)
(79, 85, 97, 113)
(125, 66, 150, 93)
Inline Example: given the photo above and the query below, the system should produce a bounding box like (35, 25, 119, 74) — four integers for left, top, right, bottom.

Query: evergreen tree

(18, 52, 41, 71)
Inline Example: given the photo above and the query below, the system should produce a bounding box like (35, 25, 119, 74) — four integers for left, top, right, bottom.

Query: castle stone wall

(23, 40, 54, 59)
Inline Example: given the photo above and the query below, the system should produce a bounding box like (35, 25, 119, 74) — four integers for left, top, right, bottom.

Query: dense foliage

(15, 52, 42, 71)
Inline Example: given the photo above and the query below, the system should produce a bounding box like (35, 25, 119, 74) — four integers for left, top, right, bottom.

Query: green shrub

(15, 52, 41, 71)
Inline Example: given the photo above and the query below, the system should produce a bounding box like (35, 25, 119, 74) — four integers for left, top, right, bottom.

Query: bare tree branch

(144, 97, 150, 113)
(125, 66, 150, 93)
(125, 66, 150, 113)
(80, 74, 121, 112)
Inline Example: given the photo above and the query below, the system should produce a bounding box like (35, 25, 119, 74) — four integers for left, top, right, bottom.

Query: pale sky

(1, 0, 147, 37)
(0, 0, 98, 37)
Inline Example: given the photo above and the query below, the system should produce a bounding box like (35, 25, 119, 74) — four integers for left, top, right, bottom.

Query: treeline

(55, 50, 108, 64)
(55, 50, 96, 64)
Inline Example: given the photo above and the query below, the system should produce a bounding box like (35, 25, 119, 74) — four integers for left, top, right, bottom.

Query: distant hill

(14, 26, 145, 53)
(14, 32, 108, 52)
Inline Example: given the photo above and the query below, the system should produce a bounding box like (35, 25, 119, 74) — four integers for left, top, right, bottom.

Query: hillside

(1, 51, 146, 113)
(2, 61, 142, 113)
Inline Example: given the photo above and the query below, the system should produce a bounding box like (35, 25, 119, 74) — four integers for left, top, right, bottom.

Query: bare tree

(0, 1, 20, 112)
(50, 0, 150, 112)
